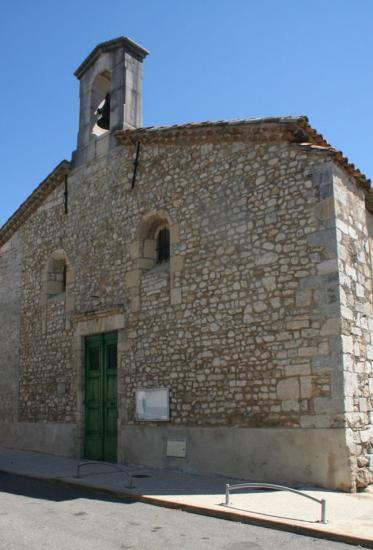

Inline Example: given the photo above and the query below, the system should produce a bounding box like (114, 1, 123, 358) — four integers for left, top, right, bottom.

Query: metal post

(321, 499, 327, 524)
(225, 484, 230, 506)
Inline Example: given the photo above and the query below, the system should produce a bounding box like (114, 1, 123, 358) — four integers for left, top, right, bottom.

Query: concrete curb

(1, 468, 372, 549)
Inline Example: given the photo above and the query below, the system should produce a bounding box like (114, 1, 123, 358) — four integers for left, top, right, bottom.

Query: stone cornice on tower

(74, 36, 149, 80)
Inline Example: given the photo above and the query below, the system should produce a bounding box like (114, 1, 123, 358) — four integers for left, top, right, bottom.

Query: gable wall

(8, 133, 355, 487)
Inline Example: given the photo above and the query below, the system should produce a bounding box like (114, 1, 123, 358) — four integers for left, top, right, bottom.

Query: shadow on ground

(0, 471, 134, 504)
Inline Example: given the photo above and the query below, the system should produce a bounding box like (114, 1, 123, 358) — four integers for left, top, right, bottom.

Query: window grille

(156, 227, 170, 263)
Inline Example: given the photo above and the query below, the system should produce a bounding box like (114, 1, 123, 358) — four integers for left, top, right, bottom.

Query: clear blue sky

(1, 0, 372, 226)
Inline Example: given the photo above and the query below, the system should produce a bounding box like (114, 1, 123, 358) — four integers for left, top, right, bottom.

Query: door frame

(71, 309, 125, 461)
(84, 331, 118, 462)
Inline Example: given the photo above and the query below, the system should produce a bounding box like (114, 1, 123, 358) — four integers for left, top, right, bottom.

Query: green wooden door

(84, 332, 118, 462)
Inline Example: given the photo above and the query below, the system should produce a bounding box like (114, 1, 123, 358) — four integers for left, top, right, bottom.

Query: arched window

(156, 227, 170, 264)
(135, 213, 171, 271)
(46, 251, 68, 298)
(90, 71, 112, 136)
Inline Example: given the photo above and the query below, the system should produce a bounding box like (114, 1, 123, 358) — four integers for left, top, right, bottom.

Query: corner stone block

(307, 229, 337, 258)
(314, 197, 335, 221)
(314, 397, 345, 414)
(341, 335, 353, 354)
(317, 258, 338, 276)
(320, 318, 340, 336)
(277, 377, 299, 400)
(366, 345, 373, 360)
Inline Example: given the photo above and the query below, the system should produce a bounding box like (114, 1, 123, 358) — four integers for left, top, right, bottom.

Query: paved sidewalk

(0, 447, 372, 548)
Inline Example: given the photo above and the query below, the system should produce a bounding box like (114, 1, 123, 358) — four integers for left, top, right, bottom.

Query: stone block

(66, 268, 76, 284)
(314, 397, 344, 414)
(171, 288, 182, 305)
(243, 305, 254, 324)
(285, 364, 311, 376)
(171, 255, 183, 273)
(344, 372, 358, 397)
(130, 296, 140, 312)
(342, 335, 353, 354)
(295, 290, 312, 308)
(143, 239, 156, 259)
(317, 259, 338, 275)
(130, 240, 141, 259)
(286, 319, 309, 330)
(256, 252, 278, 266)
(282, 400, 299, 412)
(300, 377, 312, 398)
(300, 415, 334, 429)
(320, 318, 340, 336)
(253, 301, 267, 313)
(277, 378, 299, 400)
(171, 224, 180, 245)
(95, 133, 110, 157)
(65, 296, 75, 312)
(299, 347, 318, 358)
(125, 270, 140, 288)
(314, 197, 334, 220)
(138, 258, 154, 270)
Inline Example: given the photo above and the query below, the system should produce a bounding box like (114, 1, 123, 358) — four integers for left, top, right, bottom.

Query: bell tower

(72, 37, 149, 166)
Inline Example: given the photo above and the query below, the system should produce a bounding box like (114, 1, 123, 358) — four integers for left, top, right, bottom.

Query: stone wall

(11, 126, 364, 488)
(333, 164, 373, 489)
(0, 233, 22, 423)
(18, 183, 75, 425)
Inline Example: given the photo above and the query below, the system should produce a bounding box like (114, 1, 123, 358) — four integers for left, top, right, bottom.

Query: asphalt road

(0, 472, 359, 550)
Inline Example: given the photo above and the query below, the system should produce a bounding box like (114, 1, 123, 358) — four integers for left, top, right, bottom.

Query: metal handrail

(224, 482, 327, 524)
(76, 461, 134, 488)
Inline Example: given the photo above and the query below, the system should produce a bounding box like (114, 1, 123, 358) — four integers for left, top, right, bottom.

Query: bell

(96, 93, 110, 130)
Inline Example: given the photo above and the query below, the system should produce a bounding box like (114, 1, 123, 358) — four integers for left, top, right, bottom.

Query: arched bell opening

(90, 71, 112, 137)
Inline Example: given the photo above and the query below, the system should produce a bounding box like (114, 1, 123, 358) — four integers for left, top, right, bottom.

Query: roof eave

(0, 160, 71, 249)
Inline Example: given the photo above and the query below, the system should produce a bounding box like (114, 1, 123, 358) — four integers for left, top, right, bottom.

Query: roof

(0, 116, 371, 249)
(74, 37, 149, 80)
(0, 160, 71, 249)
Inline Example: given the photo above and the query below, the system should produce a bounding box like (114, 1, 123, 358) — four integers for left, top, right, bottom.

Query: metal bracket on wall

(131, 141, 141, 189)
(64, 175, 68, 214)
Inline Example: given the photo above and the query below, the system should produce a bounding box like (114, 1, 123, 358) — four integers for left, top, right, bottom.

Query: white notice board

(135, 388, 170, 421)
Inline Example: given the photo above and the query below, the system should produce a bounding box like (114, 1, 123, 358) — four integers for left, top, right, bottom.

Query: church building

(0, 37, 372, 491)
